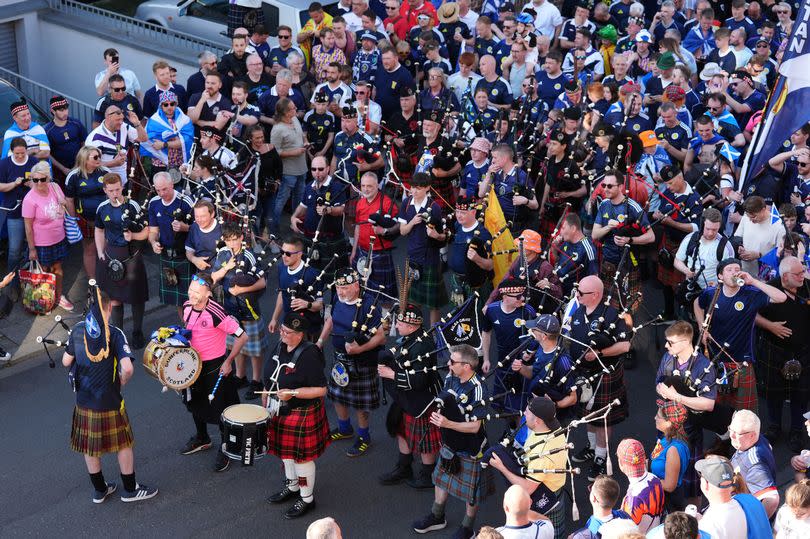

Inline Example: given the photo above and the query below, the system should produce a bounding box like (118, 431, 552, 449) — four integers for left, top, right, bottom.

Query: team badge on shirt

(492, 89, 499, 96)
(734, 301, 744, 311)
(672, 133, 679, 139)
(554, 83, 561, 90)
(514, 318, 525, 328)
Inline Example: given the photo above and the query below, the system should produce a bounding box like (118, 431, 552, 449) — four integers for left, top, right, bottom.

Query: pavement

(0, 243, 803, 538)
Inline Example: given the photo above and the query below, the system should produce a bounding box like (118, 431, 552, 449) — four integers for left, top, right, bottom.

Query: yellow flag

(485, 188, 516, 286)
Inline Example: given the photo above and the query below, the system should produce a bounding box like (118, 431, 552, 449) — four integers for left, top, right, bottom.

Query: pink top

(22, 184, 66, 247)
(182, 299, 244, 361)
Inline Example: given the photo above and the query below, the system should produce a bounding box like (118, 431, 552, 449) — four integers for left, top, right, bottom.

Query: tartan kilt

(755, 337, 810, 402)
(682, 422, 704, 499)
(547, 499, 567, 539)
(227, 318, 270, 357)
(267, 398, 330, 461)
(78, 216, 95, 238)
(600, 260, 641, 312)
(227, 5, 264, 37)
(356, 248, 398, 300)
(327, 358, 381, 411)
(399, 410, 442, 454)
(36, 238, 69, 266)
(408, 264, 448, 310)
(159, 256, 191, 306)
(70, 405, 134, 457)
(539, 215, 558, 244)
(656, 235, 685, 288)
(587, 364, 628, 426)
(448, 272, 493, 307)
(432, 446, 495, 505)
(716, 362, 757, 412)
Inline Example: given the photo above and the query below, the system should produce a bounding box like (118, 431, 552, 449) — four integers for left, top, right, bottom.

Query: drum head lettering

(159, 347, 202, 390)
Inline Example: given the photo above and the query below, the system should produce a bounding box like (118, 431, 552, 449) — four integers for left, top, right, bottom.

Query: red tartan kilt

(431, 179, 456, 212)
(539, 216, 557, 243)
(399, 409, 442, 454)
(715, 363, 758, 412)
(78, 216, 95, 239)
(590, 364, 628, 426)
(657, 236, 685, 288)
(267, 398, 330, 461)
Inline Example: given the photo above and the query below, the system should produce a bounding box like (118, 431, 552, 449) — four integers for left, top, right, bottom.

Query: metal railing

(0, 67, 95, 128)
(45, 0, 228, 57)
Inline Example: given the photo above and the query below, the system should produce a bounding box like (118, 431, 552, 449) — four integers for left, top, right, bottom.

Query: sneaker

(234, 376, 249, 389)
(267, 483, 300, 504)
(571, 446, 595, 463)
(588, 456, 607, 482)
(179, 436, 212, 455)
(59, 295, 74, 311)
(0, 347, 11, 362)
(131, 331, 146, 350)
(346, 436, 370, 457)
(789, 429, 805, 453)
(763, 424, 782, 444)
(214, 450, 230, 472)
(244, 380, 262, 401)
(284, 498, 315, 519)
(120, 484, 158, 502)
(413, 512, 447, 534)
(450, 526, 474, 539)
(92, 481, 117, 504)
(329, 427, 355, 441)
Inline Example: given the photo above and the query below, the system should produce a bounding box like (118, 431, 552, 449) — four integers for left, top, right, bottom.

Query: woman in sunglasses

(22, 161, 72, 311)
(64, 146, 109, 281)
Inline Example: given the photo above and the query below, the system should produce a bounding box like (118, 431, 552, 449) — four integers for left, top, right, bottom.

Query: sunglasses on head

(191, 274, 210, 287)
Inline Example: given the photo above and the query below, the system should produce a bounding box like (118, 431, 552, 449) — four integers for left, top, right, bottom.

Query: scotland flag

(741, 0, 810, 183)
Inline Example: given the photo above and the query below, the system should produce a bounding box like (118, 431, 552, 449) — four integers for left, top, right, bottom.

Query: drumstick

(255, 389, 295, 396)
(208, 372, 224, 401)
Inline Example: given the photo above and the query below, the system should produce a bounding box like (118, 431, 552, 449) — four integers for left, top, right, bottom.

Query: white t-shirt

(733, 213, 785, 274)
(94, 68, 141, 97)
(774, 505, 810, 538)
(523, 0, 562, 37)
(496, 520, 554, 539)
(676, 231, 736, 288)
(699, 499, 748, 539)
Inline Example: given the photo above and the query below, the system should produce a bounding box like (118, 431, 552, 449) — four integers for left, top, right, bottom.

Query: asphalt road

(0, 257, 801, 539)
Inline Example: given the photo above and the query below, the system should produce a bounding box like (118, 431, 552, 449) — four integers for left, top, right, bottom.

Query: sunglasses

(191, 274, 210, 287)
(385, 5, 398, 8)
(575, 56, 587, 60)
(449, 359, 469, 365)
(161, 102, 177, 107)
(798, 162, 810, 167)
(281, 250, 302, 257)
(89, 154, 101, 160)
(110, 87, 126, 92)
(311, 167, 325, 171)
(575, 290, 596, 296)
(602, 183, 618, 189)
(279, 35, 291, 39)
(756, 43, 769, 47)
(30, 176, 49, 183)
(665, 338, 687, 346)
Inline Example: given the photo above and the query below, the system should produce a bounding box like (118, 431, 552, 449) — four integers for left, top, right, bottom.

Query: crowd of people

(5, 0, 810, 536)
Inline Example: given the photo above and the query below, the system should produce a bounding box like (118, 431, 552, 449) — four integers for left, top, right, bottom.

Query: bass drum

(221, 404, 270, 465)
(142, 340, 202, 390)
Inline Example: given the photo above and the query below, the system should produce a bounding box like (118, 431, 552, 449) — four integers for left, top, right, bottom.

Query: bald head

(577, 275, 604, 306)
(503, 485, 531, 519)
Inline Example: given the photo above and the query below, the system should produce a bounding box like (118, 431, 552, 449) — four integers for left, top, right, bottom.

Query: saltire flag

(437, 293, 483, 353)
(84, 284, 110, 363)
(740, 1, 810, 185)
(757, 204, 784, 279)
(485, 188, 516, 285)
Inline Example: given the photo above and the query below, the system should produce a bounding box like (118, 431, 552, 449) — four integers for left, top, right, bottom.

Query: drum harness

(265, 340, 317, 418)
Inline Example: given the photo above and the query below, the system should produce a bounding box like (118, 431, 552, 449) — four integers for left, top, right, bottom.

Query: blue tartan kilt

(36, 239, 69, 266)
(432, 446, 495, 505)
(227, 318, 270, 358)
(356, 248, 398, 300)
(327, 357, 381, 411)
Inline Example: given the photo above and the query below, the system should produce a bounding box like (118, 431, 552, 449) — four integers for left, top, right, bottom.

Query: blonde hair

(787, 480, 810, 509)
(74, 145, 103, 177)
(30, 161, 51, 179)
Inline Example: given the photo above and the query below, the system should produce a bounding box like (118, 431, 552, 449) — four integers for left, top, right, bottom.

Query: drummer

(262, 312, 329, 520)
(94, 173, 149, 349)
(181, 272, 247, 473)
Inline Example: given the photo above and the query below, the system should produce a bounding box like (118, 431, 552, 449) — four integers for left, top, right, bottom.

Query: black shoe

(764, 424, 782, 444)
(180, 436, 212, 455)
(379, 462, 413, 485)
(284, 498, 315, 519)
(214, 450, 230, 472)
(413, 512, 447, 534)
(244, 380, 262, 401)
(790, 429, 805, 453)
(406, 463, 435, 490)
(234, 376, 249, 389)
(131, 331, 147, 350)
(267, 483, 300, 504)
(588, 456, 607, 482)
(571, 446, 595, 463)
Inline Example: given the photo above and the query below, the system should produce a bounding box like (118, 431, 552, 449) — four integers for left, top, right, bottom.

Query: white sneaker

(59, 296, 74, 311)
(0, 348, 10, 362)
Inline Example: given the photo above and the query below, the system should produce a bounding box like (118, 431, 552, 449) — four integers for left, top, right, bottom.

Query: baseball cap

(640, 130, 659, 148)
(528, 396, 561, 430)
(525, 314, 561, 333)
(694, 457, 734, 488)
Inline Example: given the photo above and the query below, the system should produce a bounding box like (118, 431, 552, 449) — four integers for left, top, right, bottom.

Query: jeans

(0, 215, 26, 289)
(271, 174, 305, 235)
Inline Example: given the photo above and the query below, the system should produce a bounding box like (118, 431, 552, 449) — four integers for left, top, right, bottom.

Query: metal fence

(45, 0, 228, 57)
(0, 66, 95, 128)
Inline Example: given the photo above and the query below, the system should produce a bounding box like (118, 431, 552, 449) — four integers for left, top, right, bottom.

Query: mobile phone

(111, 55, 119, 65)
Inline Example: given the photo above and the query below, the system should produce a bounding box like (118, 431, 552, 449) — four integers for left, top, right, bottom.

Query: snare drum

(142, 340, 202, 390)
(221, 404, 270, 465)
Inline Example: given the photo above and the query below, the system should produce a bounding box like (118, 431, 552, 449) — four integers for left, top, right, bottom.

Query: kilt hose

(585, 364, 628, 426)
(432, 447, 495, 505)
(267, 398, 330, 462)
(327, 358, 381, 411)
(158, 255, 191, 306)
(716, 362, 758, 413)
(600, 259, 642, 313)
(399, 410, 442, 455)
(656, 235, 685, 288)
(756, 336, 810, 403)
(70, 405, 134, 457)
(408, 264, 448, 310)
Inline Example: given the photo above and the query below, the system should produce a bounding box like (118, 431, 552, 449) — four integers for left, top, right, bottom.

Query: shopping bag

(20, 260, 57, 315)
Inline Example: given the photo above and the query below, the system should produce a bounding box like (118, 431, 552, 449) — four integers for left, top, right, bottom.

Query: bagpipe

(675, 263, 706, 307)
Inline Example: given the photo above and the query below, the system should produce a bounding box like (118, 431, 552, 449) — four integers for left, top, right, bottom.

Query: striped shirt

(85, 122, 139, 185)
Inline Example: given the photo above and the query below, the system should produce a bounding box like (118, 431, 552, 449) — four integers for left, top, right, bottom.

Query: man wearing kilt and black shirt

(566, 275, 631, 481)
(447, 195, 494, 307)
(147, 172, 194, 319)
(262, 312, 330, 520)
(396, 172, 448, 325)
(754, 256, 810, 451)
(63, 286, 158, 503)
(318, 267, 386, 457)
(378, 304, 443, 489)
(413, 344, 495, 539)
